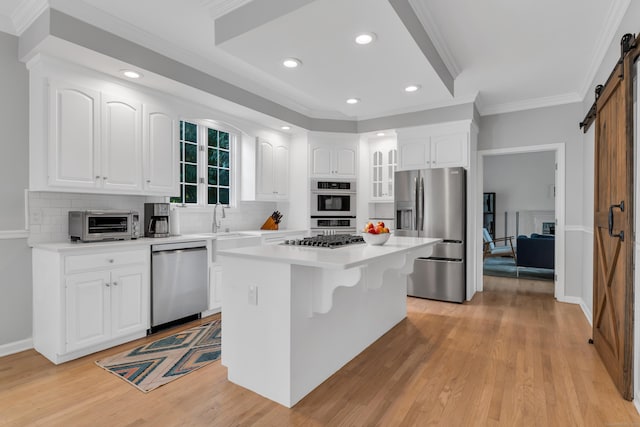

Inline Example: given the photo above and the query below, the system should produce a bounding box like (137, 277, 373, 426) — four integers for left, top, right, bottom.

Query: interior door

(592, 36, 636, 400)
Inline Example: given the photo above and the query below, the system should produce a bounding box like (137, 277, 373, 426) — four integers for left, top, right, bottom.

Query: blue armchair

(516, 234, 554, 270)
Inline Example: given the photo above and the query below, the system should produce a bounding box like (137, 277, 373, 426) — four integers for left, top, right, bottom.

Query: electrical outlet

(248, 285, 258, 306)
(30, 209, 43, 225)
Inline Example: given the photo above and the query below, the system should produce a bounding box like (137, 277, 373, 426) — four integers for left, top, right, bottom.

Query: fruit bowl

(362, 232, 391, 246)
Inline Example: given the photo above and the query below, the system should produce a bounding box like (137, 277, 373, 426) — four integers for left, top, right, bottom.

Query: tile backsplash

(28, 191, 278, 244)
(173, 201, 277, 235)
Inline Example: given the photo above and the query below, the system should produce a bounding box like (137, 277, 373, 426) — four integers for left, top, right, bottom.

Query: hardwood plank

(1, 277, 639, 426)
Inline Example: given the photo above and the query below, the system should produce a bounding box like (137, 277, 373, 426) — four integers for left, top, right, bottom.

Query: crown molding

(578, 0, 631, 100)
(11, 0, 48, 35)
(478, 92, 582, 116)
(408, 0, 461, 78)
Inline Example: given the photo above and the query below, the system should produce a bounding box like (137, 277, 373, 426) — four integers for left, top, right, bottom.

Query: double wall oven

(310, 178, 356, 234)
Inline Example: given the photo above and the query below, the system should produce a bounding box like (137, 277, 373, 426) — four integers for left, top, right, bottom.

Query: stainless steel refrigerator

(395, 167, 466, 303)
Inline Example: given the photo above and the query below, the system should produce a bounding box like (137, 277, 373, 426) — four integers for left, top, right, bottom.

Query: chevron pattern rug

(96, 320, 221, 392)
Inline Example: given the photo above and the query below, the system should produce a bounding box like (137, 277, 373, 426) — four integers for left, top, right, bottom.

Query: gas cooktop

(282, 234, 365, 248)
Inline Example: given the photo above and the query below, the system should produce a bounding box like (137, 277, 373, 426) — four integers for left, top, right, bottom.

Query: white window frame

(172, 119, 238, 208)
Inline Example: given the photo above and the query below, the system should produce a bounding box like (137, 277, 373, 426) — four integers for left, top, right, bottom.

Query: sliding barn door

(592, 35, 636, 400)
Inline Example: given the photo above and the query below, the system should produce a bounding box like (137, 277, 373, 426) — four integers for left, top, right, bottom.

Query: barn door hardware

(608, 200, 625, 241)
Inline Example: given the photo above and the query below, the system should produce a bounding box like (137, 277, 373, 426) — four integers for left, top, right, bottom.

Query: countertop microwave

(69, 210, 140, 242)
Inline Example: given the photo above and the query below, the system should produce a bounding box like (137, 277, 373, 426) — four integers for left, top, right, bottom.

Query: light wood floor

(2, 276, 639, 426)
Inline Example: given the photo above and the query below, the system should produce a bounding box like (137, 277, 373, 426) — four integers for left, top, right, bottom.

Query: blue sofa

(516, 234, 555, 270)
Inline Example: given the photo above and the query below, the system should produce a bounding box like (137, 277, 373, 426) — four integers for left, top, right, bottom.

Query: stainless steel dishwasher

(151, 240, 208, 330)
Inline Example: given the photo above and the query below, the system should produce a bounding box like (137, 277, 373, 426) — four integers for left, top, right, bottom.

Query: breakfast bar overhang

(218, 236, 441, 407)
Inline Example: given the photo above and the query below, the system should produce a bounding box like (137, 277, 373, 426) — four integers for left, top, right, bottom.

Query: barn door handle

(608, 201, 625, 241)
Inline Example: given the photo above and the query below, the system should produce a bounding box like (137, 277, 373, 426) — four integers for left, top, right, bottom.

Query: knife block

(260, 216, 279, 230)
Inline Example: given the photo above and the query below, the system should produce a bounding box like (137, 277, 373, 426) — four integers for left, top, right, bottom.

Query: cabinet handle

(112, 281, 118, 286)
(105, 283, 110, 287)
(95, 175, 100, 179)
(103, 176, 108, 180)
(108, 259, 114, 263)
(146, 179, 151, 183)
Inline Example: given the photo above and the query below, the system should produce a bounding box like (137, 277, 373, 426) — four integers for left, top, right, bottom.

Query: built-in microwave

(310, 179, 357, 217)
(69, 210, 140, 242)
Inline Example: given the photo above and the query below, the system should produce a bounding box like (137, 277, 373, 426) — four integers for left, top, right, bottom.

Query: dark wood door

(592, 43, 635, 400)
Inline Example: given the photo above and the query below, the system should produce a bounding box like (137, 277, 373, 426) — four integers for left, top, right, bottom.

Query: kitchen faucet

(212, 202, 226, 233)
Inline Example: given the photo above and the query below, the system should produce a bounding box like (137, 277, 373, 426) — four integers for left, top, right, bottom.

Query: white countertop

(30, 229, 309, 252)
(217, 236, 442, 270)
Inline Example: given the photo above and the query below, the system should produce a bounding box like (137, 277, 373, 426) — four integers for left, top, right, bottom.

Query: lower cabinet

(208, 264, 223, 312)
(33, 247, 150, 364)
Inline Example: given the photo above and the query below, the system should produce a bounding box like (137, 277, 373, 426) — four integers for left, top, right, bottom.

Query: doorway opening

(475, 143, 566, 300)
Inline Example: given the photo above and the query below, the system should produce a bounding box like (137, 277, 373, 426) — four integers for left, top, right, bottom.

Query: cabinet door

(65, 271, 110, 352)
(101, 94, 142, 192)
(48, 81, 101, 189)
(209, 265, 223, 311)
(334, 146, 356, 177)
(111, 265, 149, 338)
(398, 139, 429, 170)
(371, 150, 383, 199)
(384, 148, 397, 199)
(274, 144, 289, 198)
(143, 105, 179, 195)
(256, 139, 275, 198)
(431, 132, 468, 168)
(310, 145, 333, 176)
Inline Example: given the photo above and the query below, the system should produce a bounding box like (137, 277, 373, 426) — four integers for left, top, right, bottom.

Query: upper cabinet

(142, 104, 179, 195)
(309, 133, 357, 178)
(48, 81, 101, 189)
(101, 94, 142, 192)
(256, 137, 289, 200)
(33, 75, 179, 197)
(397, 122, 472, 171)
(370, 138, 397, 201)
(241, 136, 290, 202)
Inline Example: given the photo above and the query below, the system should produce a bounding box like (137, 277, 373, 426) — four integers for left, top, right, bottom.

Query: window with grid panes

(170, 121, 232, 205)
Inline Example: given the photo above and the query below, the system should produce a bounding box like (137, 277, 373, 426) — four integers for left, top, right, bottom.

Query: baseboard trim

(635, 393, 640, 416)
(579, 299, 593, 326)
(557, 296, 592, 326)
(0, 338, 33, 357)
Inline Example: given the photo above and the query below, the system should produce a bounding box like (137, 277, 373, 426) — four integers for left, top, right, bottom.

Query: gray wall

(484, 151, 556, 238)
(0, 31, 31, 347)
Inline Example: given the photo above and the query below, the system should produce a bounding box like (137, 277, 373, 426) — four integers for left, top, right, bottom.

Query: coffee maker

(144, 203, 170, 237)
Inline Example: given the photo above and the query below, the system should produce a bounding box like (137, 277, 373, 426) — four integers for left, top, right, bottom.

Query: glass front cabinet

(370, 138, 397, 201)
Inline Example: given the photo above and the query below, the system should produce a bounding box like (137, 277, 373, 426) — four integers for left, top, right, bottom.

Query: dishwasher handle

(151, 240, 207, 252)
(152, 246, 206, 255)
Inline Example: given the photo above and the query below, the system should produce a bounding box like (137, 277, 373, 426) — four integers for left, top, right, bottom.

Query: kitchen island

(217, 236, 441, 407)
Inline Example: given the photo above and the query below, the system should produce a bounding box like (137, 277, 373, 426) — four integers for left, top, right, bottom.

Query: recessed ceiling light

(121, 70, 141, 79)
(346, 98, 360, 104)
(376, 132, 385, 137)
(404, 84, 421, 93)
(281, 125, 291, 130)
(283, 58, 302, 68)
(355, 33, 376, 45)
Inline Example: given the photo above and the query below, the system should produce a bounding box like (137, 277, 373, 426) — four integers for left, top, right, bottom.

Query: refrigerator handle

(414, 176, 419, 230)
(419, 176, 425, 231)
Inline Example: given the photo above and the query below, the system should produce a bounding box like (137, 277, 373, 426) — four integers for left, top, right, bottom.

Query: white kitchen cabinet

(310, 140, 357, 178)
(48, 80, 101, 189)
(65, 270, 110, 352)
(66, 265, 147, 352)
(256, 138, 289, 200)
(36, 77, 178, 196)
(208, 265, 223, 311)
(370, 139, 397, 201)
(143, 104, 180, 196)
(101, 94, 142, 192)
(397, 123, 470, 171)
(33, 246, 150, 364)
